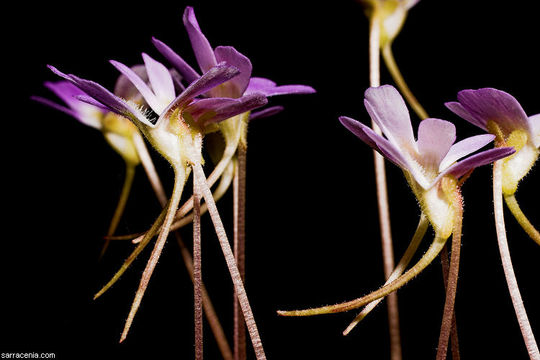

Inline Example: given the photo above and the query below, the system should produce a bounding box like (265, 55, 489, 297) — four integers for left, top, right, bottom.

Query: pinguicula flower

(278, 85, 514, 356)
(446, 88, 540, 245)
(151, 8, 315, 360)
(31, 69, 155, 257)
(49, 52, 269, 350)
(152, 6, 315, 202)
(446, 88, 540, 357)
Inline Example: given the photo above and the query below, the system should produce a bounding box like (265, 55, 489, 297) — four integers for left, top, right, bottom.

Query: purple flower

(446, 88, 540, 195)
(340, 85, 514, 236)
(152, 6, 315, 120)
(32, 67, 151, 165)
(49, 55, 267, 165)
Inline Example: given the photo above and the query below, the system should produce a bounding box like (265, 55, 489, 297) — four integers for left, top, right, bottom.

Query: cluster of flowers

(33, 1, 539, 359)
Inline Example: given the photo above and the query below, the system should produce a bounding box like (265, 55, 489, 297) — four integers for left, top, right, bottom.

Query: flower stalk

(369, 13, 403, 360)
(493, 159, 540, 359)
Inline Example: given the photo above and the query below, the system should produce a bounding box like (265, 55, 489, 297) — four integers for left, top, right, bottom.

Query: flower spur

(49, 53, 269, 356)
(278, 85, 514, 356)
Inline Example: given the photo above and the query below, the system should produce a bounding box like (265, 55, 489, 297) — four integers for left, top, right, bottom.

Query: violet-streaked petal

(183, 6, 217, 73)
(364, 85, 416, 150)
(214, 46, 252, 97)
(142, 53, 176, 107)
(249, 105, 284, 120)
(439, 134, 495, 171)
(416, 118, 456, 169)
(152, 37, 201, 84)
(114, 64, 148, 100)
(245, 77, 316, 97)
(76, 95, 111, 112)
(436, 147, 515, 182)
(528, 113, 540, 148)
(186, 93, 267, 125)
(48, 65, 154, 128)
(445, 101, 487, 131)
(44, 81, 85, 110)
(457, 88, 531, 135)
(340, 117, 410, 171)
(110, 59, 163, 114)
(157, 63, 240, 122)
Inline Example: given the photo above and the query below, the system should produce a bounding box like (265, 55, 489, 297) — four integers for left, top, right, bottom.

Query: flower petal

(152, 37, 200, 84)
(157, 63, 240, 122)
(457, 88, 531, 135)
(110, 59, 163, 114)
(142, 53, 176, 107)
(48, 65, 154, 128)
(416, 118, 456, 170)
(528, 113, 540, 148)
(183, 6, 217, 73)
(363, 85, 416, 151)
(445, 101, 487, 131)
(437, 147, 515, 181)
(185, 93, 267, 126)
(31, 95, 80, 122)
(249, 105, 284, 120)
(214, 46, 252, 97)
(439, 134, 495, 171)
(245, 77, 316, 97)
(114, 64, 148, 101)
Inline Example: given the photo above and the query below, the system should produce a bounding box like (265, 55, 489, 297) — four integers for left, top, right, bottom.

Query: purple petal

(214, 46, 252, 97)
(245, 77, 316, 97)
(152, 37, 201, 84)
(110, 59, 164, 114)
(340, 115, 430, 188)
(528, 113, 540, 148)
(416, 118, 456, 169)
(363, 85, 416, 150)
(339, 116, 409, 171)
(76, 95, 111, 112)
(249, 105, 284, 120)
(439, 134, 495, 171)
(48, 65, 154, 127)
(457, 88, 531, 135)
(445, 101, 487, 131)
(157, 63, 240, 121)
(438, 147, 515, 181)
(185, 93, 267, 126)
(114, 64, 148, 100)
(183, 6, 217, 73)
(142, 53, 176, 105)
(43, 81, 85, 110)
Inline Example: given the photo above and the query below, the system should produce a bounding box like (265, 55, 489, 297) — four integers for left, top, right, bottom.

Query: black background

(6, 0, 539, 359)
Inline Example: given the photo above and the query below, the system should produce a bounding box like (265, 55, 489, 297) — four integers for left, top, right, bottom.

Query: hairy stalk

(493, 160, 540, 359)
(94, 205, 168, 299)
(381, 44, 429, 120)
(439, 244, 460, 360)
(193, 167, 203, 360)
(344, 213, 429, 335)
(133, 132, 167, 205)
(120, 167, 187, 342)
(193, 163, 267, 360)
(169, 160, 235, 232)
(278, 233, 448, 316)
(369, 15, 402, 360)
(436, 188, 463, 360)
(504, 194, 540, 246)
(234, 146, 247, 360)
(100, 162, 136, 259)
(175, 234, 234, 360)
